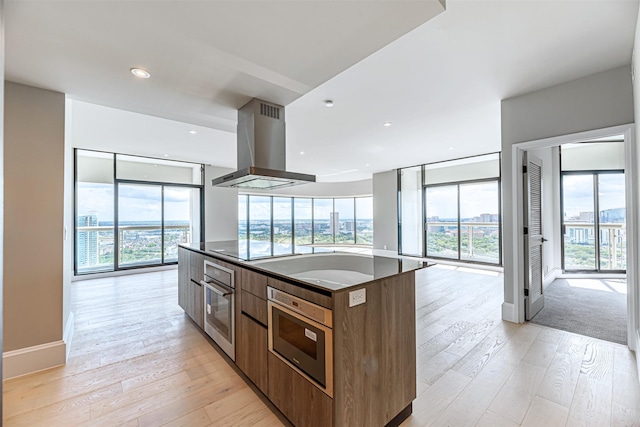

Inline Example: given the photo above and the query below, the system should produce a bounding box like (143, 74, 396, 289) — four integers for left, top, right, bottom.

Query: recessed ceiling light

(449, 147, 454, 150)
(366, 163, 370, 167)
(300, 151, 305, 155)
(163, 154, 169, 157)
(188, 130, 197, 134)
(383, 122, 392, 127)
(130, 68, 151, 79)
(324, 99, 334, 108)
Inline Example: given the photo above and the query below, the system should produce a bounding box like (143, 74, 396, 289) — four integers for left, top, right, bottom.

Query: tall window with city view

(425, 181, 500, 264)
(399, 153, 501, 265)
(562, 173, 626, 271)
(238, 195, 373, 255)
(75, 150, 202, 274)
(561, 141, 626, 272)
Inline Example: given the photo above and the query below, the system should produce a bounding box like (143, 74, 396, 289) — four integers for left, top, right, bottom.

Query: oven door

(268, 301, 333, 397)
(202, 279, 235, 361)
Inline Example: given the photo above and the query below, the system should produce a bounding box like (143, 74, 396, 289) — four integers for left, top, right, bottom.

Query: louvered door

(524, 153, 545, 320)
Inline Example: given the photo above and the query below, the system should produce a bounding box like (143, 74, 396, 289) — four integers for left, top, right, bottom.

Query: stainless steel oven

(267, 287, 333, 397)
(201, 260, 235, 361)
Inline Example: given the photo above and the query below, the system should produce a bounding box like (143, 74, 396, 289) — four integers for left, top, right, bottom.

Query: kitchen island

(178, 240, 427, 427)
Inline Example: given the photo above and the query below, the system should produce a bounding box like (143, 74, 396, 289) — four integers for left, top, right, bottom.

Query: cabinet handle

(200, 280, 233, 297)
(190, 279, 202, 287)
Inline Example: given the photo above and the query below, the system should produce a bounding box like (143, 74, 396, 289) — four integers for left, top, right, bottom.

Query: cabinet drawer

(241, 290, 268, 326)
(237, 314, 268, 395)
(241, 268, 268, 299)
(268, 352, 333, 427)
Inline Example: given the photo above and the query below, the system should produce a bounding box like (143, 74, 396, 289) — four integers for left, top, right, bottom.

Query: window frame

(74, 148, 204, 275)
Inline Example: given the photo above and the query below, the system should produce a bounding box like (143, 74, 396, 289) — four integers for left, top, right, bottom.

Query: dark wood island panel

(332, 271, 416, 427)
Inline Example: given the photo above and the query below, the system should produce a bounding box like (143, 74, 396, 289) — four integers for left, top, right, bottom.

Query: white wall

(632, 8, 640, 358)
(561, 141, 625, 171)
(501, 65, 634, 322)
(372, 170, 398, 252)
(205, 166, 239, 241)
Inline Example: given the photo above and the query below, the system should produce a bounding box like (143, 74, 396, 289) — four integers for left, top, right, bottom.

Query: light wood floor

(4, 266, 640, 426)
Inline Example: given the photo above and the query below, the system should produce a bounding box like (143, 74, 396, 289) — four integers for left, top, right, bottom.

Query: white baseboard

(543, 268, 560, 290)
(64, 311, 75, 360)
(502, 302, 517, 323)
(3, 340, 66, 380)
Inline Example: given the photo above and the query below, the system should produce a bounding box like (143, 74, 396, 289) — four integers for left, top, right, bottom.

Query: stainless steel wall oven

(267, 287, 333, 397)
(201, 260, 235, 361)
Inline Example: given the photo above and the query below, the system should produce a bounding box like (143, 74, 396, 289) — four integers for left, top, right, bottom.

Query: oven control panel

(268, 287, 332, 328)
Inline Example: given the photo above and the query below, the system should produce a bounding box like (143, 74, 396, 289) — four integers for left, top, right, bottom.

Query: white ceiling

(6, 1, 639, 183)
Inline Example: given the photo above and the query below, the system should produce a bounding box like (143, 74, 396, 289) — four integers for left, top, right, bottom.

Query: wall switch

(349, 288, 366, 307)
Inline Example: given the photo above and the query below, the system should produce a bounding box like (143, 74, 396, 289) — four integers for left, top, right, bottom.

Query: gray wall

(501, 65, 634, 309)
(1, 0, 5, 405)
(4, 82, 65, 351)
(205, 166, 239, 241)
(372, 170, 398, 251)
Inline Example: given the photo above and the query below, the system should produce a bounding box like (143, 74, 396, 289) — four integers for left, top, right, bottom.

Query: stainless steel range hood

(212, 98, 316, 189)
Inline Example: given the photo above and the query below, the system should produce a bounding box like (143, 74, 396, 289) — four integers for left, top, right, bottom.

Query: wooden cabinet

(177, 247, 204, 328)
(268, 352, 333, 427)
(236, 267, 269, 394)
(237, 313, 268, 395)
(241, 267, 268, 299)
(178, 247, 190, 311)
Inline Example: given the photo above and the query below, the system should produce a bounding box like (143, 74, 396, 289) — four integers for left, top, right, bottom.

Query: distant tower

(77, 213, 98, 267)
(330, 212, 340, 235)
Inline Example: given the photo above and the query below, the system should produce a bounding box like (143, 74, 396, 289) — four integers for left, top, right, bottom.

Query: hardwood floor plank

(536, 350, 581, 408)
(566, 375, 613, 427)
(4, 382, 122, 425)
(614, 346, 639, 375)
(475, 410, 519, 427)
(159, 408, 212, 427)
(522, 338, 559, 369)
(520, 396, 569, 427)
(409, 370, 471, 425)
(429, 356, 517, 427)
(487, 361, 546, 424)
(611, 369, 640, 426)
(450, 326, 513, 378)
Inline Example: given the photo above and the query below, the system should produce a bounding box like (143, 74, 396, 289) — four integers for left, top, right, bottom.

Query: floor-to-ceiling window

(75, 149, 203, 274)
(273, 197, 293, 255)
(560, 142, 626, 272)
(239, 195, 373, 255)
(399, 153, 502, 266)
(294, 198, 313, 245)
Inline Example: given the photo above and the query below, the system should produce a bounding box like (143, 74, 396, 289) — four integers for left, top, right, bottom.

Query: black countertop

(179, 240, 429, 292)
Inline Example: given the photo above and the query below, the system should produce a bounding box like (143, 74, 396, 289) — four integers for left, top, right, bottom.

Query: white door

(523, 152, 545, 320)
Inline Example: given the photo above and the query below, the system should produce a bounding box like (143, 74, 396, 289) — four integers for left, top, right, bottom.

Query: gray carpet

(530, 278, 627, 345)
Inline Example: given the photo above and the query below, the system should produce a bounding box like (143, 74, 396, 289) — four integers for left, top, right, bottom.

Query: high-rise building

(330, 212, 340, 235)
(77, 213, 98, 267)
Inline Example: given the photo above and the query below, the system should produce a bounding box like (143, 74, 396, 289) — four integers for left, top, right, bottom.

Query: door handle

(541, 237, 548, 242)
(200, 280, 233, 297)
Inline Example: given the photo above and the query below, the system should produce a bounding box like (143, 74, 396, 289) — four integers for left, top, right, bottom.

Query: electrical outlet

(349, 288, 366, 307)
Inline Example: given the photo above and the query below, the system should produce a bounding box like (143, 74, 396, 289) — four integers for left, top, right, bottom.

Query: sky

(78, 183, 196, 223)
(425, 182, 499, 220)
(562, 174, 625, 219)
